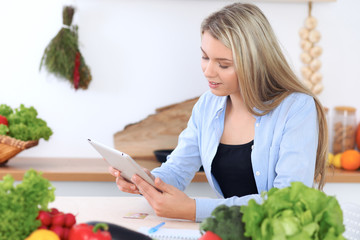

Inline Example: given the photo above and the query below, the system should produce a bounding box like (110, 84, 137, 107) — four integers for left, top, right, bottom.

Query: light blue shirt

(151, 90, 318, 222)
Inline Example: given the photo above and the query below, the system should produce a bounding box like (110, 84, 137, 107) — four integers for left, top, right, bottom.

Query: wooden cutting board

(114, 97, 199, 160)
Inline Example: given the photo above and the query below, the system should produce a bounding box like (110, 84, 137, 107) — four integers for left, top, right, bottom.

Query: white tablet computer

(88, 139, 156, 188)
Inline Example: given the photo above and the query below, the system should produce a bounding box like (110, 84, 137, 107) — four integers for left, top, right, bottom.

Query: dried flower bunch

(40, 6, 92, 90)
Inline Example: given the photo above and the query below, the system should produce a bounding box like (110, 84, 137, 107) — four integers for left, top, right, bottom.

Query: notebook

(138, 227, 202, 240)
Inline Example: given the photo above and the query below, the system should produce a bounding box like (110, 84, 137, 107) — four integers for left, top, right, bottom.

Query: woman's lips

(209, 81, 221, 89)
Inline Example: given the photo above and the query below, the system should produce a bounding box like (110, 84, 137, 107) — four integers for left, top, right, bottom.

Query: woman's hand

(132, 175, 196, 221)
(108, 166, 155, 195)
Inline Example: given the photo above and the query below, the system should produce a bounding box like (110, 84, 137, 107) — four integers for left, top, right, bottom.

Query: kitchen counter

(0, 157, 359, 183)
(48, 197, 360, 240)
(52, 196, 359, 239)
(49, 196, 199, 232)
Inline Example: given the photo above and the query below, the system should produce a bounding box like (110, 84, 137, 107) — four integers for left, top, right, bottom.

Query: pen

(148, 222, 165, 234)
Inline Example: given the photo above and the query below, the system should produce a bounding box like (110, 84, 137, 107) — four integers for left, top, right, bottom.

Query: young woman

(109, 3, 328, 222)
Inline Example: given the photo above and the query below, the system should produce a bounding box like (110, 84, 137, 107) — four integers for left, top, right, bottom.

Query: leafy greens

(0, 169, 55, 240)
(0, 104, 53, 141)
(200, 205, 250, 240)
(241, 181, 346, 240)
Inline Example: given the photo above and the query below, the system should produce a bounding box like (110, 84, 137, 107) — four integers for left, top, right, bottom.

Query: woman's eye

(201, 56, 209, 60)
(219, 64, 229, 69)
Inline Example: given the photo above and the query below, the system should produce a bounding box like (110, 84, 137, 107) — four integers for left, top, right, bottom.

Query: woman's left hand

(131, 175, 196, 221)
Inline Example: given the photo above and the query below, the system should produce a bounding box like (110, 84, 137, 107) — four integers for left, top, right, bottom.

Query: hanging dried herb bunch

(40, 6, 92, 90)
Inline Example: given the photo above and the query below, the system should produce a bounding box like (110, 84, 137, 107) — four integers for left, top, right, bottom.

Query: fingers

(116, 176, 140, 194)
(143, 168, 155, 181)
(154, 177, 171, 192)
(132, 175, 196, 220)
(132, 175, 160, 198)
(108, 166, 119, 177)
(108, 166, 140, 194)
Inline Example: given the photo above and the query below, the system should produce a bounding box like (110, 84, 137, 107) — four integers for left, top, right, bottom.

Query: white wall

(0, 0, 359, 158)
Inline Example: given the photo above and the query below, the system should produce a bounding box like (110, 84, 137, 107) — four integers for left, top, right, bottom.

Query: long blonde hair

(201, 3, 328, 189)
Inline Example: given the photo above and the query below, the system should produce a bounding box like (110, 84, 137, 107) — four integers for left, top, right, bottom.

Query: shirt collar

(214, 95, 228, 119)
(212, 94, 264, 121)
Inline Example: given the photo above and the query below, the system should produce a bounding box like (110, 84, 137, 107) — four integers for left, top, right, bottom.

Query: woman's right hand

(108, 166, 141, 194)
(108, 166, 156, 194)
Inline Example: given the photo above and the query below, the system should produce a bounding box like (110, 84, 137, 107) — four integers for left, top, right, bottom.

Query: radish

(52, 212, 65, 226)
(50, 208, 60, 215)
(64, 213, 76, 228)
(37, 210, 52, 226)
(50, 225, 64, 239)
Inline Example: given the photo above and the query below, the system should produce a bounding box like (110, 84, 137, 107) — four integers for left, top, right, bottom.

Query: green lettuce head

(241, 182, 346, 240)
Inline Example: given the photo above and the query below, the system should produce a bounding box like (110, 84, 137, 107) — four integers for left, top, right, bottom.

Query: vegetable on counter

(0, 115, 8, 126)
(199, 231, 223, 240)
(241, 181, 346, 240)
(0, 104, 53, 141)
(36, 208, 77, 240)
(200, 182, 346, 240)
(200, 205, 249, 240)
(25, 229, 60, 240)
(69, 223, 112, 240)
(0, 169, 55, 240)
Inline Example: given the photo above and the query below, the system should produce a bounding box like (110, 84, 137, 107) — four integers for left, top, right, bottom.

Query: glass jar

(332, 106, 357, 154)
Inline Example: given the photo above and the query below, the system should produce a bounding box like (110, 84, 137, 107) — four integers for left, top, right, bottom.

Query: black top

(211, 140, 258, 198)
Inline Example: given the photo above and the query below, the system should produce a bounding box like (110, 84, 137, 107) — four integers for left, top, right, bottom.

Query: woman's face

(201, 31, 239, 97)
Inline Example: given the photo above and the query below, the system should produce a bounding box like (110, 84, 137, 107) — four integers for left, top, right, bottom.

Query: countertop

(0, 157, 359, 183)
(49, 196, 199, 232)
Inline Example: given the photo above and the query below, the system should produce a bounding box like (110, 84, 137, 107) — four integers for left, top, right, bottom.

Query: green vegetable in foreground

(0, 124, 8, 136)
(0, 169, 56, 240)
(241, 182, 346, 240)
(0, 104, 53, 141)
(200, 205, 249, 240)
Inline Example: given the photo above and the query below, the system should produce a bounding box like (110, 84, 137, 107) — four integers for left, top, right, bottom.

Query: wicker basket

(0, 135, 38, 166)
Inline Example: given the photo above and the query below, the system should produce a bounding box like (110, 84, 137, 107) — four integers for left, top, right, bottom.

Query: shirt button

(256, 123, 259, 127)
(255, 171, 260, 176)
(251, 145, 254, 150)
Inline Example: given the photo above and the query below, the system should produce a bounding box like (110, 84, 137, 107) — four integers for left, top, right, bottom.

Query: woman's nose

(202, 61, 217, 78)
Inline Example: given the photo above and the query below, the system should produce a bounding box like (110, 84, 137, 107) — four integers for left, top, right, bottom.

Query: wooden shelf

(0, 157, 356, 183)
(0, 157, 206, 182)
(0, 157, 113, 182)
(325, 167, 360, 183)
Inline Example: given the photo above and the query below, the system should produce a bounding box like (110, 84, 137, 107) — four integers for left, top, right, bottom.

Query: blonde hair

(201, 3, 328, 189)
